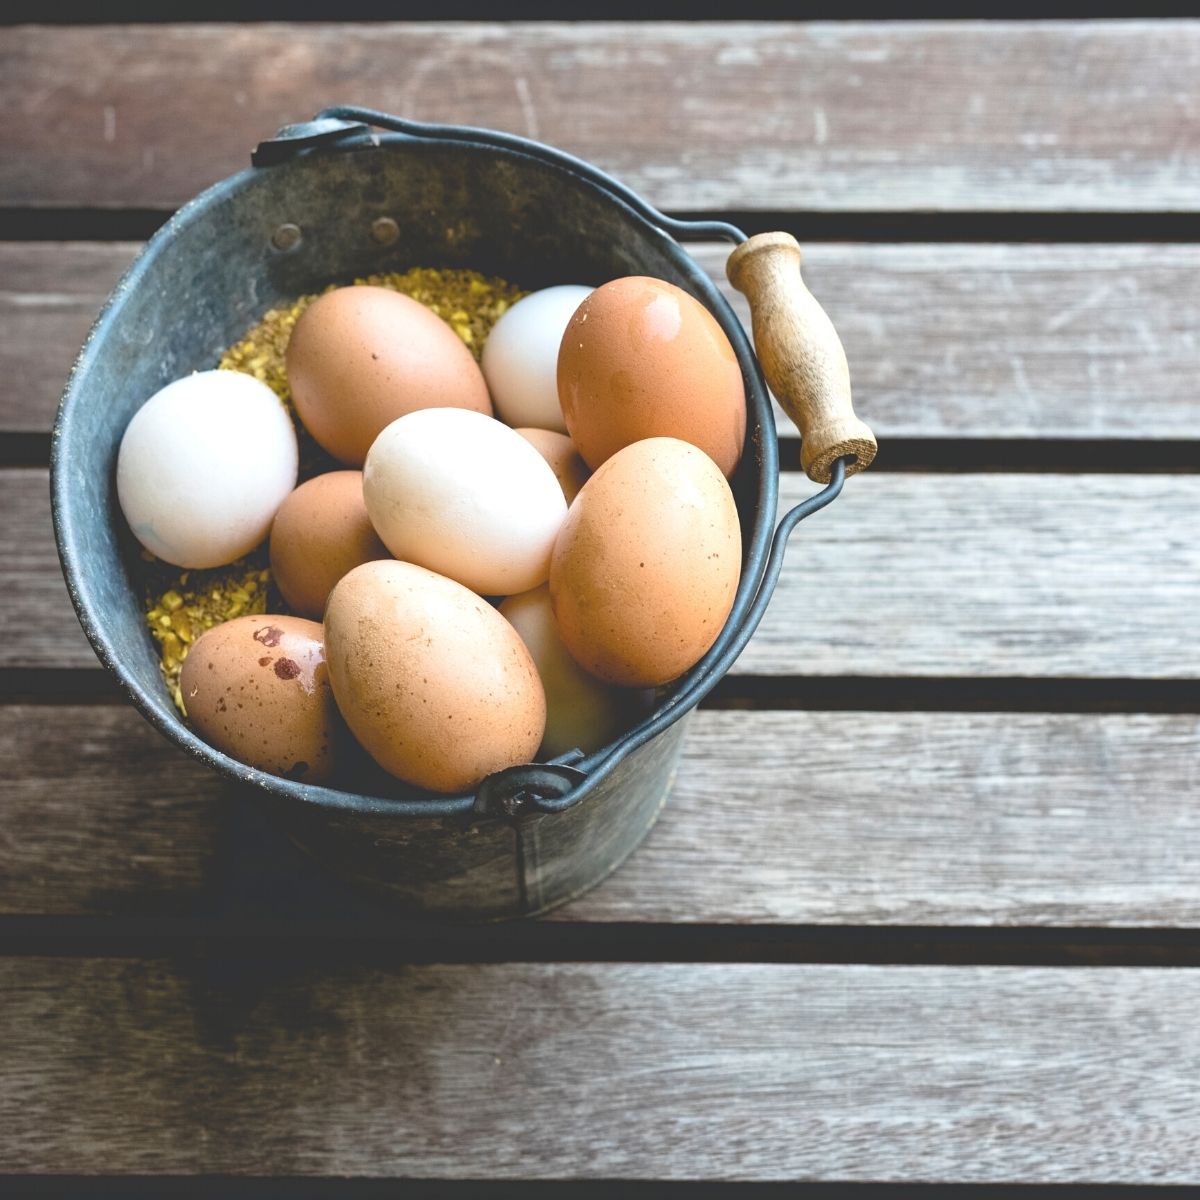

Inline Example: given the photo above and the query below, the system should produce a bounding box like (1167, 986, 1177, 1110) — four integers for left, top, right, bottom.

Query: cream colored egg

(362, 408, 567, 596)
(482, 284, 591, 431)
(324, 560, 546, 793)
(500, 584, 652, 758)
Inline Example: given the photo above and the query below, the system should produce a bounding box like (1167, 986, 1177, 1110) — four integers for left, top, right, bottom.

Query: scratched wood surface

(6, 242, 1200, 441)
(3, 16, 1199, 1191)
(3, 22, 1199, 212)
(6, 469, 1198, 678)
(5, 705, 1200, 926)
(4, 959, 1200, 1182)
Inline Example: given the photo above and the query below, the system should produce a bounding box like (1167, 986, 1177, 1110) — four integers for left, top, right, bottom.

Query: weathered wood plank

(7, 241, 1200, 441)
(749, 472, 1200, 678)
(3, 958, 1198, 1181)
(3, 22, 1199, 212)
(9, 469, 1199, 677)
(4, 704, 1200, 927)
(0, 242, 140, 434)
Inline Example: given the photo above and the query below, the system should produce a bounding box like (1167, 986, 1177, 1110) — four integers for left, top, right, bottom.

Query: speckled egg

(286, 286, 492, 466)
(179, 614, 340, 784)
(557, 276, 747, 477)
(550, 437, 742, 688)
(269, 470, 390, 619)
(324, 560, 546, 793)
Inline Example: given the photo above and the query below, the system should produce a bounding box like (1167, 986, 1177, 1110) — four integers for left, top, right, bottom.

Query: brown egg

(515, 427, 590, 505)
(557, 276, 746, 477)
(324, 560, 546, 793)
(269, 470, 390, 619)
(180, 614, 340, 784)
(286, 286, 492, 465)
(550, 438, 741, 688)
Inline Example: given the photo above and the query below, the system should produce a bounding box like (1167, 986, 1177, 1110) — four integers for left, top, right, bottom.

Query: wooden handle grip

(727, 232, 876, 483)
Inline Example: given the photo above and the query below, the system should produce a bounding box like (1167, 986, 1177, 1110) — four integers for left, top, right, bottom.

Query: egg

(557, 276, 747, 477)
(515, 427, 590, 505)
(116, 370, 298, 569)
(363, 408, 567, 596)
(179, 614, 340, 784)
(286, 286, 492, 466)
(324, 560, 546, 793)
(500, 585, 652, 758)
(269, 471, 390, 619)
(550, 437, 742, 688)
(481, 284, 592, 431)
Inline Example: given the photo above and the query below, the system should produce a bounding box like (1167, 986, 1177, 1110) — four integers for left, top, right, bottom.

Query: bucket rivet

(371, 216, 400, 245)
(271, 223, 302, 252)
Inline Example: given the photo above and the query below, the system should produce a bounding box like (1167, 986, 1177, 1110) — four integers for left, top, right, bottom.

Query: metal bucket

(51, 109, 874, 919)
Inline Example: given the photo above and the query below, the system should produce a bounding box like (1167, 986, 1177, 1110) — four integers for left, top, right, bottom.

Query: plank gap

(4, 672, 1198, 713)
(0, 1180, 1190, 1199)
(4, 918, 1200, 967)
(5, 3, 1200, 21)
(703, 677, 1200, 714)
(4, 209, 1200, 244)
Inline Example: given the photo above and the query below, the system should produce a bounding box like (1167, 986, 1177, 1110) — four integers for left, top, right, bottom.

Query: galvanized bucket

(51, 108, 874, 919)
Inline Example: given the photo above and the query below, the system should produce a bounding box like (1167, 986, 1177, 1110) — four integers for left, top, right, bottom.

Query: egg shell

(515, 427, 591, 506)
(550, 437, 742, 688)
(179, 614, 340, 784)
(363, 408, 568, 596)
(269, 470, 390, 619)
(324, 560, 546, 793)
(116, 370, 299, 569)
(482, 284, 592, 432)
(286, 286, 492, 466)
(500, 585, 652, 759)
(557, 276, 747, 477)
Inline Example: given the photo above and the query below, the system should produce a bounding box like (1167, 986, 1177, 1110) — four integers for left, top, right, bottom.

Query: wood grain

(6, 242, 1200, 441)
(3, 957, 1199, 1180)
(11, 469, 1200, 677)
(3, 22, 1199, 212)
(5, 705, 1200, 926)
(727, 231, 876, 481)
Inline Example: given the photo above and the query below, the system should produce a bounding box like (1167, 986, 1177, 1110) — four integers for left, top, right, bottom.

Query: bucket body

(52, 127, 777, 919)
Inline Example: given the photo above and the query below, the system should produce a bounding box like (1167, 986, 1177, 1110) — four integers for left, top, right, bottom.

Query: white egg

(363, 408, 567, 596)
(481, 284, 592, 432)
(500, 584, 653, 758)
(116, 370, 298, 569)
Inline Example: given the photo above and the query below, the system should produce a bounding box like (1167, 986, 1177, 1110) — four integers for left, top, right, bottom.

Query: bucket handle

(258, 109, 872, 816)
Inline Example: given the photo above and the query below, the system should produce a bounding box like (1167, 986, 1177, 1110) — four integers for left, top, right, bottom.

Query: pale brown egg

(180, 614, 340, 784)
(286, 286, 492, 466)
(269, 470, 390, 620)
(515, 427, 591, 505)
(550, 438, 741, 688)
(324, 560, 546, 793)
(557, 276, 747, 477)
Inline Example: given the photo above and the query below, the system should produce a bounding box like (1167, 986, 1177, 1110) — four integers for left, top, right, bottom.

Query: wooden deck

(2, 16, 1198, 1191)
